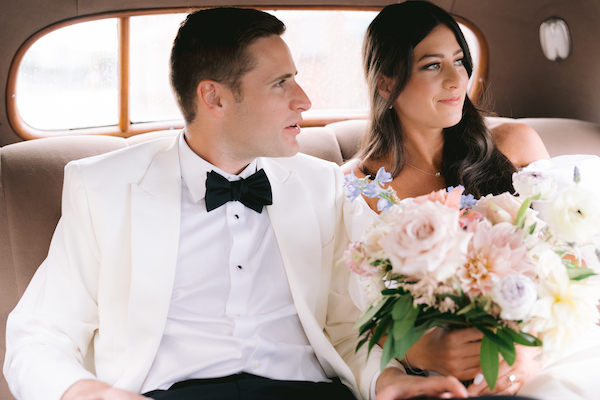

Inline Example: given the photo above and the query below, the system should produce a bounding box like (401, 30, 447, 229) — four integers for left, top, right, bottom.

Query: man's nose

(292, 82, 312, 112)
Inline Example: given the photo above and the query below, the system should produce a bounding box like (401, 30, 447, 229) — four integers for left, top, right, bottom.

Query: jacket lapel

(259, 158, 323, 317)
(118, 136, 182, 387)
(259, 158, 360, 397)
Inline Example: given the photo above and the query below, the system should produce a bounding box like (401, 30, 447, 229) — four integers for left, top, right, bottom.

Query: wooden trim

(455, 16, 489, 104)
(119, 17, 131, 133)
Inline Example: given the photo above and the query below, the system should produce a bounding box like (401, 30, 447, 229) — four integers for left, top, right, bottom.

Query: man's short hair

(170, 7, 286, 124)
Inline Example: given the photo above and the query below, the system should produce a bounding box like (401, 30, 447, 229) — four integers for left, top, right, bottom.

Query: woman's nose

(444, 65, 465, 89)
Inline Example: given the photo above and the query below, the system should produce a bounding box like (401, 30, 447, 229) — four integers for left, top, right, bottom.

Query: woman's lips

(439, 95, 462, 106)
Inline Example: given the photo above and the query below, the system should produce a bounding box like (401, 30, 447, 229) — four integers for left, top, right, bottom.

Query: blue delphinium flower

(343, 167, 397, 210)
(374, 167, 393, 185)
(344, 169, 364, 201)
(448, 185, 477, 208)
(377, 197, 393, 212)
(573, 166, 581, 184)
(363, 181, 382, 198)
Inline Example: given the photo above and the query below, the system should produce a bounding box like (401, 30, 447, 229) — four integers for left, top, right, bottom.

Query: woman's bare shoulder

(491, 122, 550, 168)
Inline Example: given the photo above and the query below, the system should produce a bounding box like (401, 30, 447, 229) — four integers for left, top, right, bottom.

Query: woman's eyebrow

(417, 49, 464, 62)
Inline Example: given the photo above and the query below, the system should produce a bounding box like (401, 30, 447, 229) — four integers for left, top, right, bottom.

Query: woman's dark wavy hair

(358, 0, 515, 197)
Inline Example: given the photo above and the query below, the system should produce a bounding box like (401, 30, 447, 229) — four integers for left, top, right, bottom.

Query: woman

(342, 0, 549, 396)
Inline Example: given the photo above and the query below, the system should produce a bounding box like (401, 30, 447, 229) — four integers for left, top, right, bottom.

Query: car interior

(2, 0, 600, 398)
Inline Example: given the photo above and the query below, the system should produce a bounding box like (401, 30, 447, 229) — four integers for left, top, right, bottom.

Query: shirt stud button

(234, 214, 239, 219)
(237, 265, 243, 270)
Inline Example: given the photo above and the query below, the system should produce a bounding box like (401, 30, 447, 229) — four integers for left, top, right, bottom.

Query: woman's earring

(389, 105, 393, 110)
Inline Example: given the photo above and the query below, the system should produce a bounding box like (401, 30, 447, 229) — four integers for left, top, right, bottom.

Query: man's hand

(375, 367, 468, 400)
(404, 327, 483, 381)
(62, 380, 148, 400)
(466, 345, 544, 396)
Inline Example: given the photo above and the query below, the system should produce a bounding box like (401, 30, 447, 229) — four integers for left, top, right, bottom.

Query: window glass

(129, 10, 377, 123)
(275, 10, 376, 119)
(130, 13, 185, 123)
(17, 19, 118, 130)
(12, 10, 483, 135)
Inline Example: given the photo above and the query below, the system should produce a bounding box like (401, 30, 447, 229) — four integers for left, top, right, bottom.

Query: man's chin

(272, 143, 300, 158)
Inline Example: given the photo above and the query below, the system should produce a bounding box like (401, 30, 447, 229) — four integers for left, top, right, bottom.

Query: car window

(10, 9, 485, 138)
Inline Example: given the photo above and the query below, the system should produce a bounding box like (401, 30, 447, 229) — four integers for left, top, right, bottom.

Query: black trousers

(142, 373, 539, 400)
(142, 373, 357, 400)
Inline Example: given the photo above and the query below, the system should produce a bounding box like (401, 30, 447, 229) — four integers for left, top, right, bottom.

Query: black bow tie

(205, 169, 273, 213)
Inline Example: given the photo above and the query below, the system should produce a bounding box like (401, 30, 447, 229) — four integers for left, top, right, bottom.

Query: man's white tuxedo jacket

(4, 134, 383, 400)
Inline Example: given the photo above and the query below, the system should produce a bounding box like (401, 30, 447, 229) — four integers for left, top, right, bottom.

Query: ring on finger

(504, 373, 516, 385)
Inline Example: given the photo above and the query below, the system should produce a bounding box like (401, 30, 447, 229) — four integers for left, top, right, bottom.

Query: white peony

(379, 200, 472, 282)
(527, 260, 600, 356)
(546, 187, 600, 244)
(491, 274, 537, 321)
(513, 170, 557, 200)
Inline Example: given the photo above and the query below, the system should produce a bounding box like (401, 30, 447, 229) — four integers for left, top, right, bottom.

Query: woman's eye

(454, 58, 465, 66)
(423, 62, 441, 71)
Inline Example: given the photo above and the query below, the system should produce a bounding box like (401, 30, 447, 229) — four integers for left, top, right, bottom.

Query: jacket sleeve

(323, 164, 404, 400)
(4, 161, 101, 400)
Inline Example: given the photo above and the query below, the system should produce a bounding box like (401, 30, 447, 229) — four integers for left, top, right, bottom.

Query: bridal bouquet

(343, 166, 600, 389)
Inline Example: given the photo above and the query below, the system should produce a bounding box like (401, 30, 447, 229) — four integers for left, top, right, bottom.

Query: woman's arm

(491, 122, 550, 168)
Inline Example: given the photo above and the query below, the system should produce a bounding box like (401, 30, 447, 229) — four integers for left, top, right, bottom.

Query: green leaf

(514, 197, 532, 228)
(568, 267, 597, 281)
(456, 302, 475, 316)
(392, 302, 419, 341)
(477, 327, 514, 354)
(529, 222, 537, 235)
(369, 315, 390, 351)
(393, 325, 425, 362)
(354, 297, 388, 330)
(380, 329, 396, 371)
(480, 335, 499, 390)
(496, 329, 516, 366)
(452, 276, 465, 297)
(391, 294, 414, 320)
(356, 335, 370, 353)
(414, 318, 438, 333)
(506, 329, 542, 347)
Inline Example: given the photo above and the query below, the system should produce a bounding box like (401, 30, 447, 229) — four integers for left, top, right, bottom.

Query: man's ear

(376, 75, 394, 100)
(197, 80, 225, 117)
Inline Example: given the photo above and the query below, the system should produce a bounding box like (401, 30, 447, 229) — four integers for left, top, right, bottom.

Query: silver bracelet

(403, 355, 428, 376)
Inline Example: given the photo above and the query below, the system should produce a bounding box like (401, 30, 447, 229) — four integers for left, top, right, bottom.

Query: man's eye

(275, 80, 286, 87)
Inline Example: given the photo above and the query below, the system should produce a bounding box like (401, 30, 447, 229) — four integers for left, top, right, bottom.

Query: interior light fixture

(539, 17, 571, 61)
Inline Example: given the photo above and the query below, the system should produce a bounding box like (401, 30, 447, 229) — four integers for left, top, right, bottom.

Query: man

(4, 8, 467, 400)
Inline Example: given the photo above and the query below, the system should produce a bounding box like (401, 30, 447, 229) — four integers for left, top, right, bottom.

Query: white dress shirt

(141, 135, 329, 392)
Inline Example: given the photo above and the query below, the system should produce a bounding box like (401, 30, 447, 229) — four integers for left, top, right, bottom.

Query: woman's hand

(466, 344, 545, 396)
(403, 327, 483, 381)
(375, 367, 468, 400)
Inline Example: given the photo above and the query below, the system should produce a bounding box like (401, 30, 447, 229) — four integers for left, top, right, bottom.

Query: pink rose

(379, 201, 472, 282)
(414, 186, 464, 210)
(473, 192, 542, 230)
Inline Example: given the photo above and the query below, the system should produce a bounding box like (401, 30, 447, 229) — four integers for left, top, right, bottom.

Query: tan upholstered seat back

(1, 117, 600, 399)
